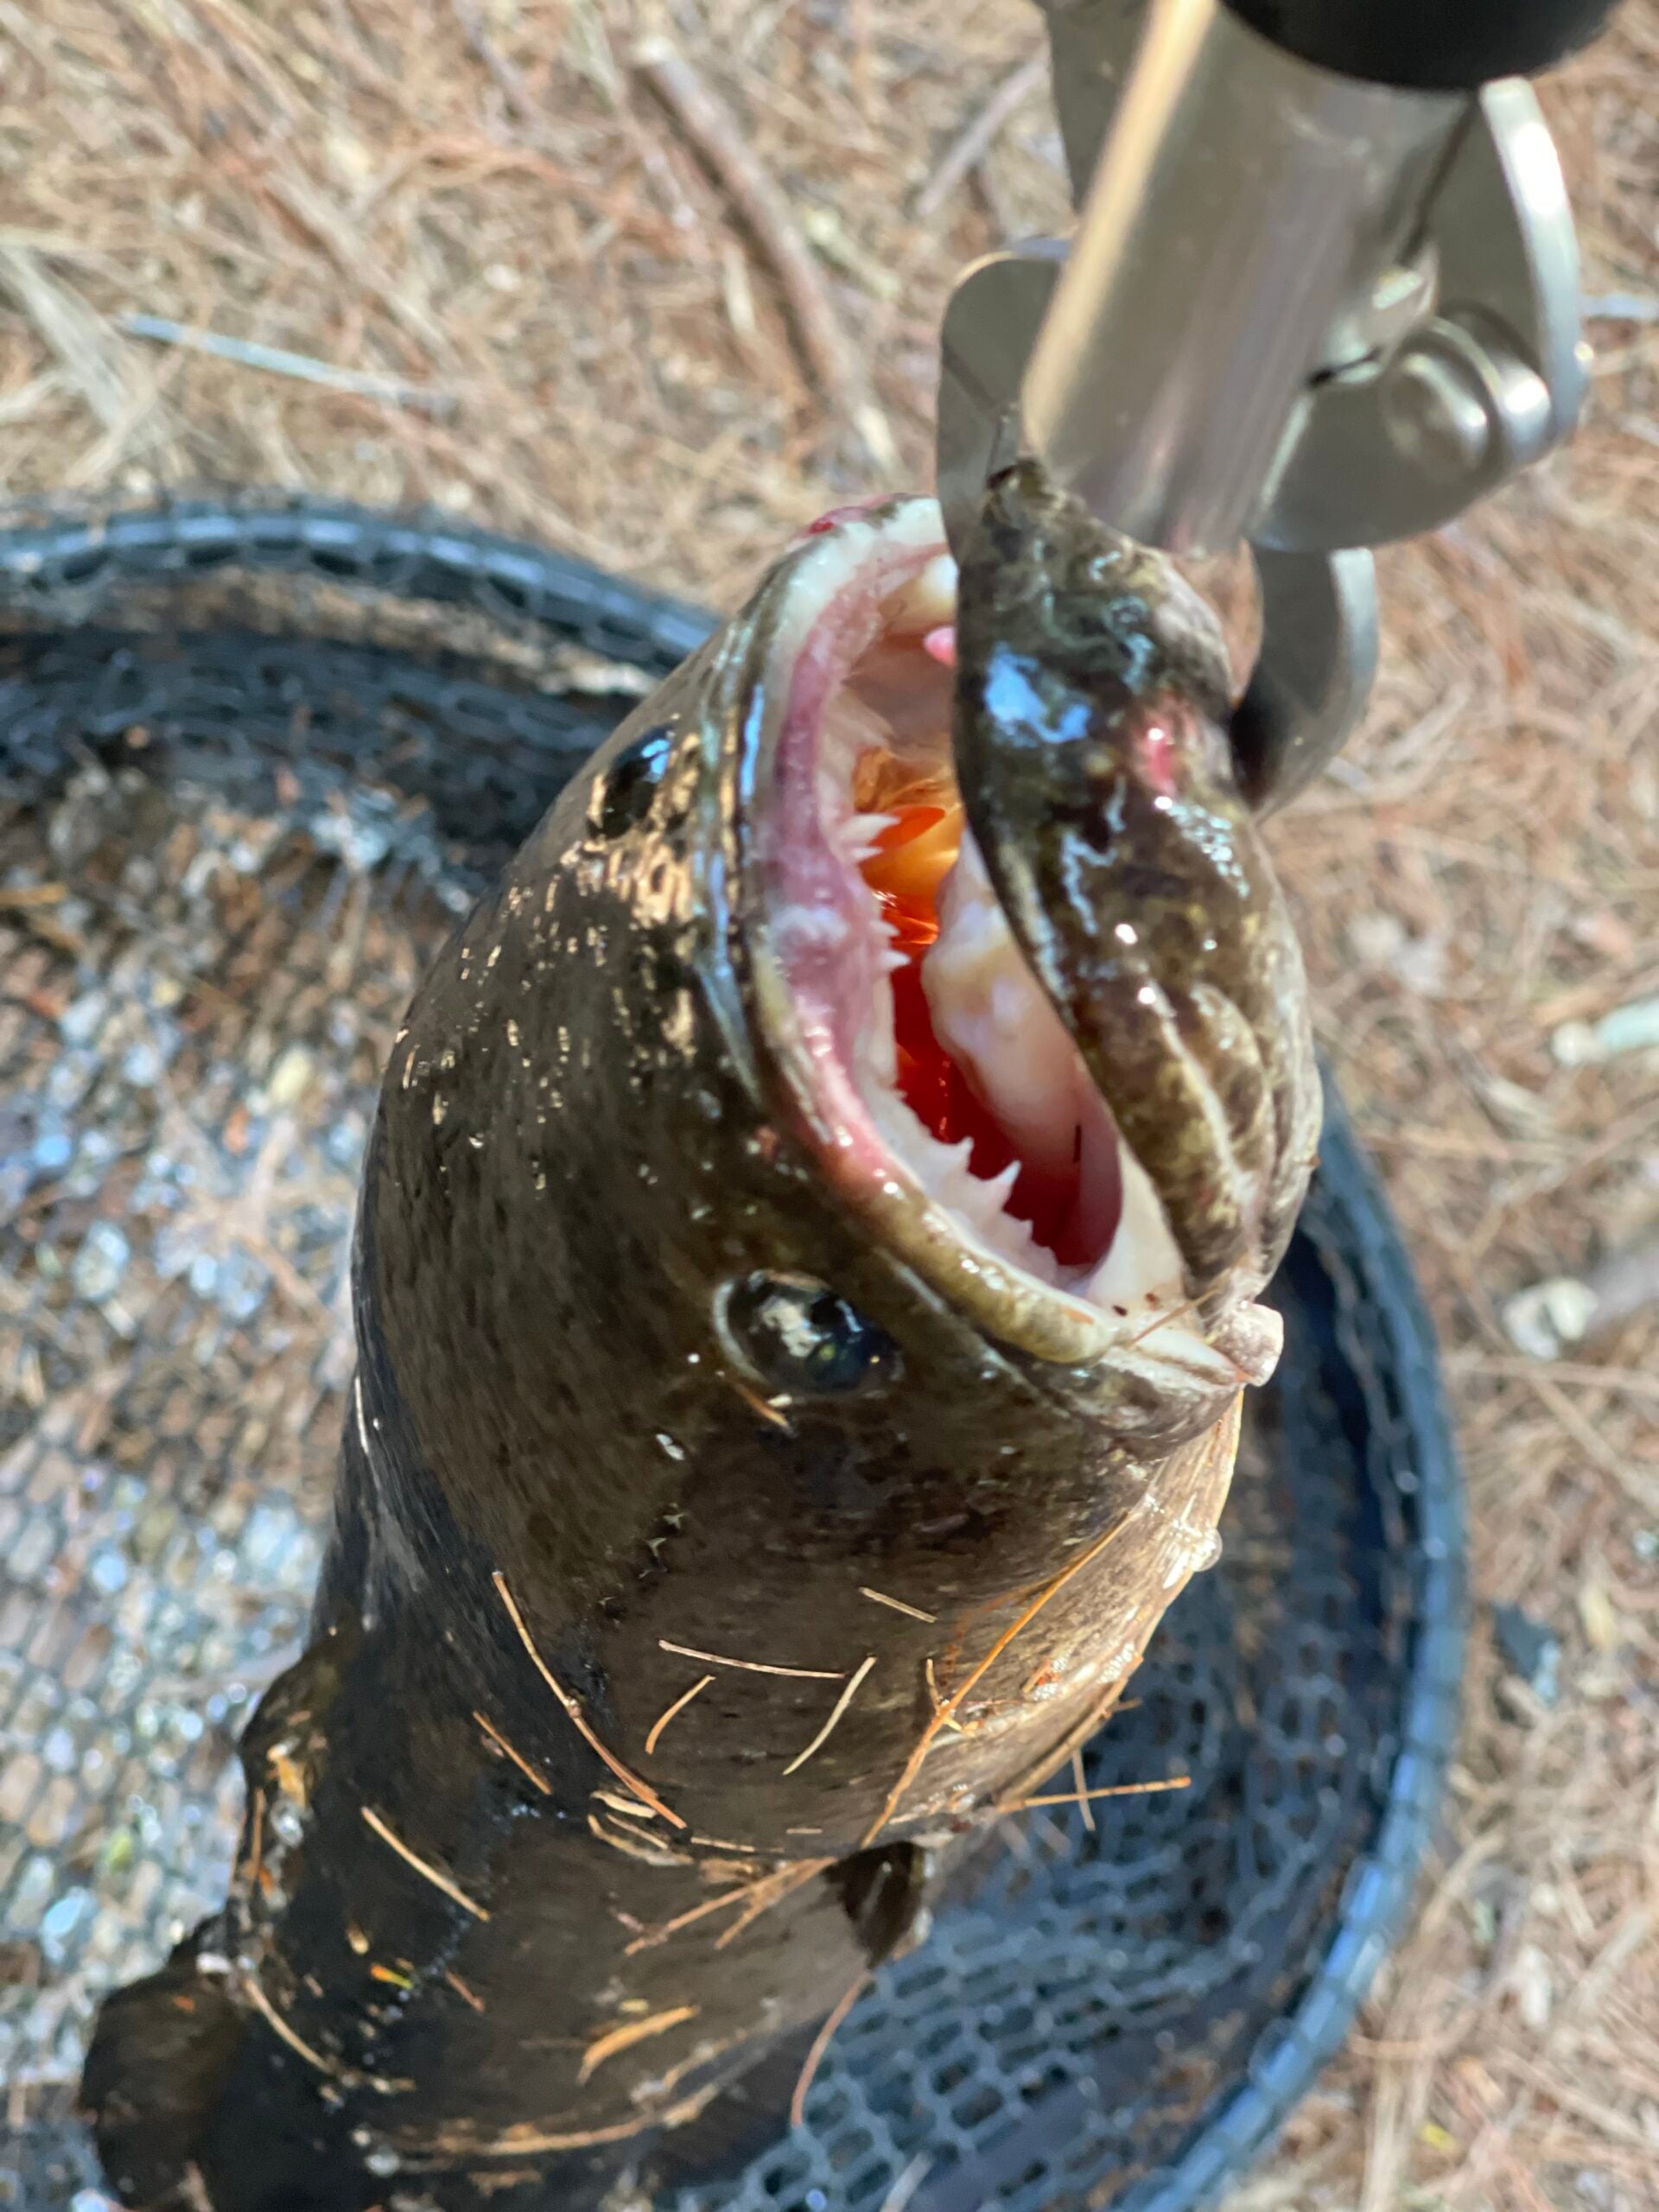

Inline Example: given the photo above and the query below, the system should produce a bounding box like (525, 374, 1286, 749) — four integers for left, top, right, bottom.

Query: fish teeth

(858, 1076, 1060, 1285)
(975, 1160, 1020, 1211)
(838, 813, 896, 867)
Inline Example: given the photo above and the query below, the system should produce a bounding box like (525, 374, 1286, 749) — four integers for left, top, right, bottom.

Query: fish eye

(721, 1271, 901, 1398)
(592, 725, 675, 839)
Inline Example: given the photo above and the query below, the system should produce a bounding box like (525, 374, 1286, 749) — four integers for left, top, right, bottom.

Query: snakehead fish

(84, 461, 1319, 2212)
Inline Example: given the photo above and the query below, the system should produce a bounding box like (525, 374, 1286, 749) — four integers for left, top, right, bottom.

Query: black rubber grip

(1223, 0, 1620, 89)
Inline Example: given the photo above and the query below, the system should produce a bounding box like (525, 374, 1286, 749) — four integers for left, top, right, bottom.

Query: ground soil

(0, 4, 1655, 2207)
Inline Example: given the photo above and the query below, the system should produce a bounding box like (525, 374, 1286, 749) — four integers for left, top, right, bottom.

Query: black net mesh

(0, 500, 1465, 2212)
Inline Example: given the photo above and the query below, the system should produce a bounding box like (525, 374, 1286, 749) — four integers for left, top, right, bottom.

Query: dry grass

(1, 3, 1656, 2206)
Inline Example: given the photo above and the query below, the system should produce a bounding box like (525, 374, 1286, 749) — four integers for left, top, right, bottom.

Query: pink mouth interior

(761, 536, 1125, 1288)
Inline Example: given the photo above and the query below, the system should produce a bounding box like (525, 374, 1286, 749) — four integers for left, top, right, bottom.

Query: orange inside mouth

(852, 750, 1100, 1267)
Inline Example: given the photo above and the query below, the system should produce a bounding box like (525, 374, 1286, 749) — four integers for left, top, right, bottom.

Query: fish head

(718, 475, 1319, 1457)
(364, 478, 1317, 1618)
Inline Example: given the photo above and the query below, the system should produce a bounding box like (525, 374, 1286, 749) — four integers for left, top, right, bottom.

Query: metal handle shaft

(1020, 0, 1458, 556)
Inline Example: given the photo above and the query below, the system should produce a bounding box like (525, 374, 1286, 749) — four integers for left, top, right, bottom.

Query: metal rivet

(1382, 345, 1492, 482)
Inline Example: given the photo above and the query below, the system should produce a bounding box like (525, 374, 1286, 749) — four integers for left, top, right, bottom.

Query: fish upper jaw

(734, 492, 1309, 1388)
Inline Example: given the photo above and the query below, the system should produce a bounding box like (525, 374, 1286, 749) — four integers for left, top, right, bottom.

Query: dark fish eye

(592, 725, 675, 839)
(721, 1271, 900, 1398)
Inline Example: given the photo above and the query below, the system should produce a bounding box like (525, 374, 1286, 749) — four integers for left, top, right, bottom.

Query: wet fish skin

(954, 459, 1320, 1313)
(84, 492, 1308, 2211)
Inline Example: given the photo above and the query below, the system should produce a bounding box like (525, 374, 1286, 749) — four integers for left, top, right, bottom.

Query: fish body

(85, 470, 1318, 2210)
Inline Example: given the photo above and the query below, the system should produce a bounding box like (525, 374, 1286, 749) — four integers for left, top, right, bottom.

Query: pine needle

(494, 1571, 685, 1827)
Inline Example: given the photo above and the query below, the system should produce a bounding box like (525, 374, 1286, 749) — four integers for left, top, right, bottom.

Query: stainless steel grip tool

(938, 0, 1618, 809)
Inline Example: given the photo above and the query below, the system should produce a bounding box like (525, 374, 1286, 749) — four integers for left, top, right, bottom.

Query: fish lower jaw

(849, 1008, 1191, 1325)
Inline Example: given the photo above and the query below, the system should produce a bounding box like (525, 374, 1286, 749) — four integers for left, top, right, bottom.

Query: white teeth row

(819, 696, 895, 871)
(816, 595, 1064, 1287)
(797, 533, 1189, 1316)
(861, 1077, 1058, 1282)
(927, 1147, 1052, 1274)
(775, 517, 1235, 1352)
(843, 811, 895, 867)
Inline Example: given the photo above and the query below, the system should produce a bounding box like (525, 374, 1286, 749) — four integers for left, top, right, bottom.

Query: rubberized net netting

(0, 503, 1464, 2212)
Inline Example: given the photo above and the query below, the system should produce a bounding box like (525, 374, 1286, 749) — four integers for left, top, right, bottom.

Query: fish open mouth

(750, 499, 1192, 1338)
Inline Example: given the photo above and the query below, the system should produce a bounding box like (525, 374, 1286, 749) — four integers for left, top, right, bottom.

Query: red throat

(854, 764, 1120, 1270)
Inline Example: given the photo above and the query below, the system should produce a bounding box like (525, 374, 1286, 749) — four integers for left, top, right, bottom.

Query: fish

(84, 462, 1319, 2212)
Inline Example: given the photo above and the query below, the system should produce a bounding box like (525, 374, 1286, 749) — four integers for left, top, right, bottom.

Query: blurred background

(0, 3, 1656, 2207)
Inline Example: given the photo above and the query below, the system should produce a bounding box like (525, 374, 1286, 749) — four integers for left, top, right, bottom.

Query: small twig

(791, 1973, 868, 2126)
(244, 1785, 267, 1891)
(729, 1376, 793, 1430)
(1005, 1776, 1192, 1814)
(860, 1587, 937, 1624)
(645, 1673, 715, 1755)
(0, 243, 153, 435)
(1450, 1351, 1659, 1404)
(495, 1573, 685, 1827)
(1524, 1370, 1659, 1517)
(878, 2156, 934, 2212)
(474, 1708, 552, 1796)
(243, 1973, 416, 2088)
(118, 314, 454, 416)
(925, 1656, 969, 1734)
(995, 1679, 1149, 1816)
(988, 1415, 1237, 1820)
(714, 1859, 833, 1950)
(593, 1789, 658, 1821)
(912, 50, 1048, 220)
(624, 1885, 755, 1957)
(862, 1507, 1142, 1847)
(632, 37, 895, 471)
(444, 1968, 486, 2013)
(450, 0, 543, 127)
(1127, 1294, 1211, 1353)
(429, 2082, 720, 2158)
(243, 1976, 347, 2082)
(588, 1812, 692, 1867)
(1071, 1750, 1096, 1834)
(784, 1656, 875, 1776)
(360, 1806, 491, 1923)
(578, 2004, 698, 2084)
(658, 1638, 843, 1681)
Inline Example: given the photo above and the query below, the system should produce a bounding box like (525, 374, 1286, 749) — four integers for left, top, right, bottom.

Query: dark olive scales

(84, 475, 1318, 2211)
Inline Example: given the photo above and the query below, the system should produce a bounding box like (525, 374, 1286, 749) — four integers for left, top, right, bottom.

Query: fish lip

(954, 461, 1322, 1319)
(732, 500, 1251, 1376)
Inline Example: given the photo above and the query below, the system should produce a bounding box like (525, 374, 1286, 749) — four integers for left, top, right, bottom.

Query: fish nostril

(720, 1271, 902, 1398)
(591, 724, 675, 839)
